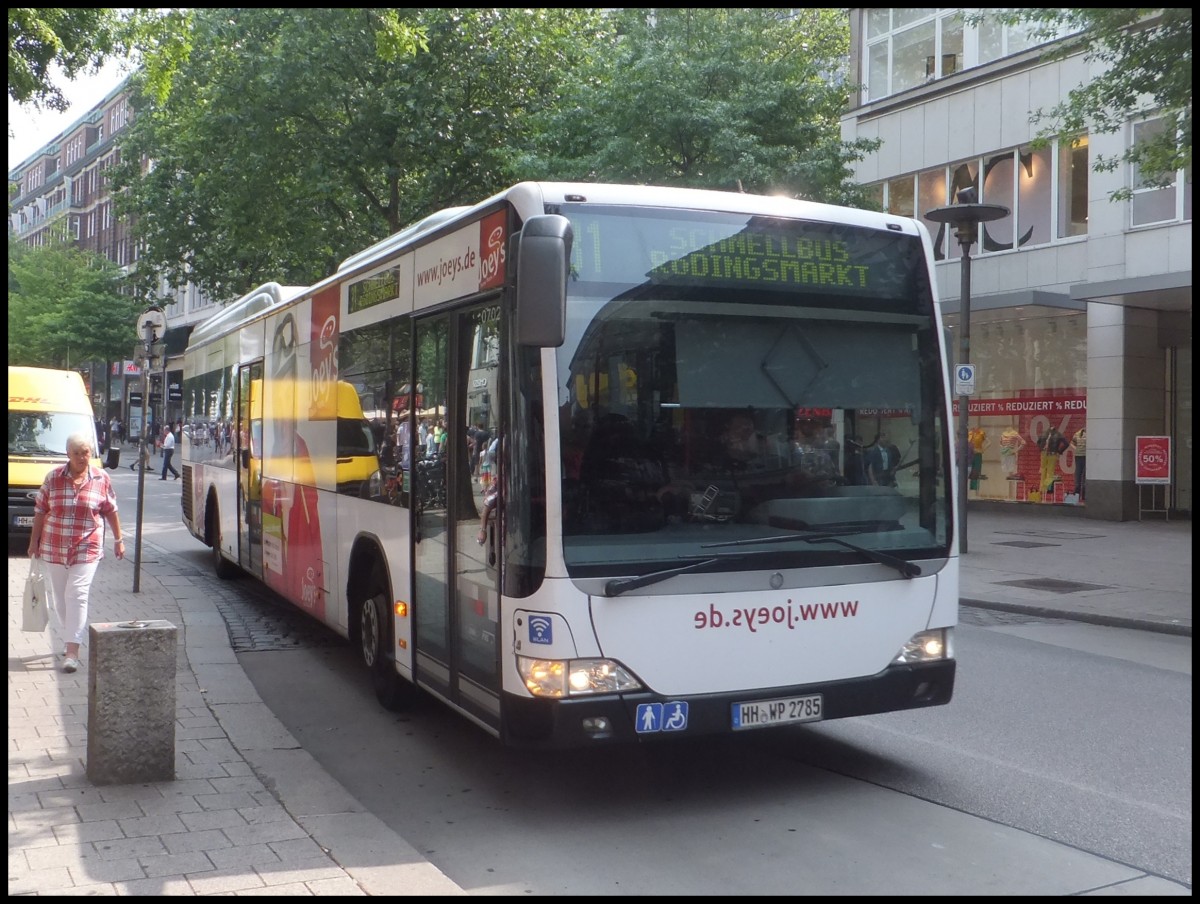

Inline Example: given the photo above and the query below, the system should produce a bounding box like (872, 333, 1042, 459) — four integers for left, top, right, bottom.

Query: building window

(1058, 138, 1089, 237)
(866, 9, 961, 101)
(978, 15, 1044, 64)
(917, 169, 948, 223)
(873, 139, 1084, 260)
(1131, 117, 1191, 226)
(109, 99, 128, 133)
(885, 174, 916, 216)
(865, 9, 1065, 104)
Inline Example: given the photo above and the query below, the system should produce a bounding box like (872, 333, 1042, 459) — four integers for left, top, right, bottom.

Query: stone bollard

(86, 619, 177, 784)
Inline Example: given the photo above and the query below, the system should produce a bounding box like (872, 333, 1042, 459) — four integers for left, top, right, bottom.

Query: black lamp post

(132, 305, 166, 592)
(925, 186, 1009, 554)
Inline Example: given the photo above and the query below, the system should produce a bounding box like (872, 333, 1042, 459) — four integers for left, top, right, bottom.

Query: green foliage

(108, 8, 877, 304)
(110, 7, 591, 301)
(979, 10, 1191, 199)
(8, 237, 144, 368)
(519, 8, 880, 206)
(8, 8, 120, 109)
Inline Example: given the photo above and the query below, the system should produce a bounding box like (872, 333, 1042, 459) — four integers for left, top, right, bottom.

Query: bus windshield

(555, 206, 952, 576)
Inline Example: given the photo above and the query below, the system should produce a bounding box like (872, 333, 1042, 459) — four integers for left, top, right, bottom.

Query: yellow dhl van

(8, 366, 103, 538)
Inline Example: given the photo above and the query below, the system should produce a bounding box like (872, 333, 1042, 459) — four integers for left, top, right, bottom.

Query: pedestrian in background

(26, 432, 125, 673)
(160, 424, 180, 480)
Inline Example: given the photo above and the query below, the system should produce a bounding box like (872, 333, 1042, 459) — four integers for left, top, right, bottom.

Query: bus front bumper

(501, 659, 955, 749)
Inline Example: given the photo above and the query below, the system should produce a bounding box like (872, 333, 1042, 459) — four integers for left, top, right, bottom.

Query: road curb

(961, 598, 1192, 637)
(152, 536, 468, 897)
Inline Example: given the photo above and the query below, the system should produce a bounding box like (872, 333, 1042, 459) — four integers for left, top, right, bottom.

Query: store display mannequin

(998, 426, 1025, 478)
(1070, 426, 1087, 503)
(1036, 426, 1069, 502)
(966, 425, 989, 491)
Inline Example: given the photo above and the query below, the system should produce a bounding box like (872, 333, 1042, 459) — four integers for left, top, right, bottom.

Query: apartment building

(8, 75, 220, 434)
(842, 9, 1191, 520)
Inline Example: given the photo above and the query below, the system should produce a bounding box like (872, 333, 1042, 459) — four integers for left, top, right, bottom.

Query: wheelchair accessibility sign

(636, 701, 689, 733)
(955, 364, 976, 395)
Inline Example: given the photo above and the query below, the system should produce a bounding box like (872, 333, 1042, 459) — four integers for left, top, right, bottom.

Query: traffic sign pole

(132, 305, 165, 593)
(955, 364, 976, 396)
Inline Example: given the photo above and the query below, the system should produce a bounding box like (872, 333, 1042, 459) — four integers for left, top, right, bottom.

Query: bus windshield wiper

(605, 555, 746, 597)
(703, 531, 921, 579)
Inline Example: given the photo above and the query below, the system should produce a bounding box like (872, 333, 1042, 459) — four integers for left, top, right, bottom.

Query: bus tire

(209, 501, 239, 580)
(359, 563, 412, 711)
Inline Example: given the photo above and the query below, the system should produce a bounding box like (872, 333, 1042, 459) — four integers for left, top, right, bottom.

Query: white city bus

(181, 182, 958, 747)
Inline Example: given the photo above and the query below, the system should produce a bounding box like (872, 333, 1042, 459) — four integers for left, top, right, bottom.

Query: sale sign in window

(1135, 436, 1172, 485)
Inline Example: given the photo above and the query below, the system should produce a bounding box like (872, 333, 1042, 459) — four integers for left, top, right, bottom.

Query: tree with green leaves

(8, 236, 144, 369)
(519, 8, 880, 206)
(8, 8, 121, 109)
(110, 7, 596, 302)
(981, 9, 1191, 198)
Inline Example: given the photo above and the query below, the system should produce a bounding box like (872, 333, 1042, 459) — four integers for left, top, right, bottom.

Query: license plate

(732, 694, 823, 730)
(13, 515, 34, 527)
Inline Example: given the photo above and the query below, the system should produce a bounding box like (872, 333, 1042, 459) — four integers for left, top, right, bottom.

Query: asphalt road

(123, 465, 1193, 893)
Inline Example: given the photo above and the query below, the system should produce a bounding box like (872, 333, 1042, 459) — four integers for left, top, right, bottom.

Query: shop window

(943, 313, 1088, 504)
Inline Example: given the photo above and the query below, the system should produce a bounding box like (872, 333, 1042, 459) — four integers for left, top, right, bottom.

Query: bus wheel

(209, 502, 239, 580)
(358, 563, 412, 711)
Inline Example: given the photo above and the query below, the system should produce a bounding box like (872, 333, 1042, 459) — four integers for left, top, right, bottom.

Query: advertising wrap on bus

(181, 183, 957, 748)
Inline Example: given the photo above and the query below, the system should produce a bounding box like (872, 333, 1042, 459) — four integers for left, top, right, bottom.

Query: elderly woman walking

(26, 432, 125, 673)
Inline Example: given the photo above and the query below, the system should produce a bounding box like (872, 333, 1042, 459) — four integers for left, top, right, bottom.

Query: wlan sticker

(527, 615, 553, 645)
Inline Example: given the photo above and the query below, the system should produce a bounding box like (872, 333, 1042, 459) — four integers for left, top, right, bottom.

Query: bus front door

(412, 305, 502, 733)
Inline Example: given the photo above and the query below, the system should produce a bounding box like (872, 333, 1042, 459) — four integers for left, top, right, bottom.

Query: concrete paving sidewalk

(8, 543, 465, 896)
(959, 503, 1191, 636)
(8, 504, 1189, 895)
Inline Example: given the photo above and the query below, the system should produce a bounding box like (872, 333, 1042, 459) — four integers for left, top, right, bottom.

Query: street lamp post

(132, 305, 167, 592)
(924, 187, 1009, 554)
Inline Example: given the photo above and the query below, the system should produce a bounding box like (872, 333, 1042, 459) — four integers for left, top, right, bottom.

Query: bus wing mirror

(104, 447, 121, 470)
(516, 214, 572, 348)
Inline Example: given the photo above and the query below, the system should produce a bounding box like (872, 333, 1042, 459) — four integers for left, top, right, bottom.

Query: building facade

(842, 9, 1191, 520)
(8, 76, 221, 437)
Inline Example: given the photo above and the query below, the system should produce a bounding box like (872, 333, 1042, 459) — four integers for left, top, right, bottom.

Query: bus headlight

(517, 656, 642, 698)
(894, 628, 953, 663)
